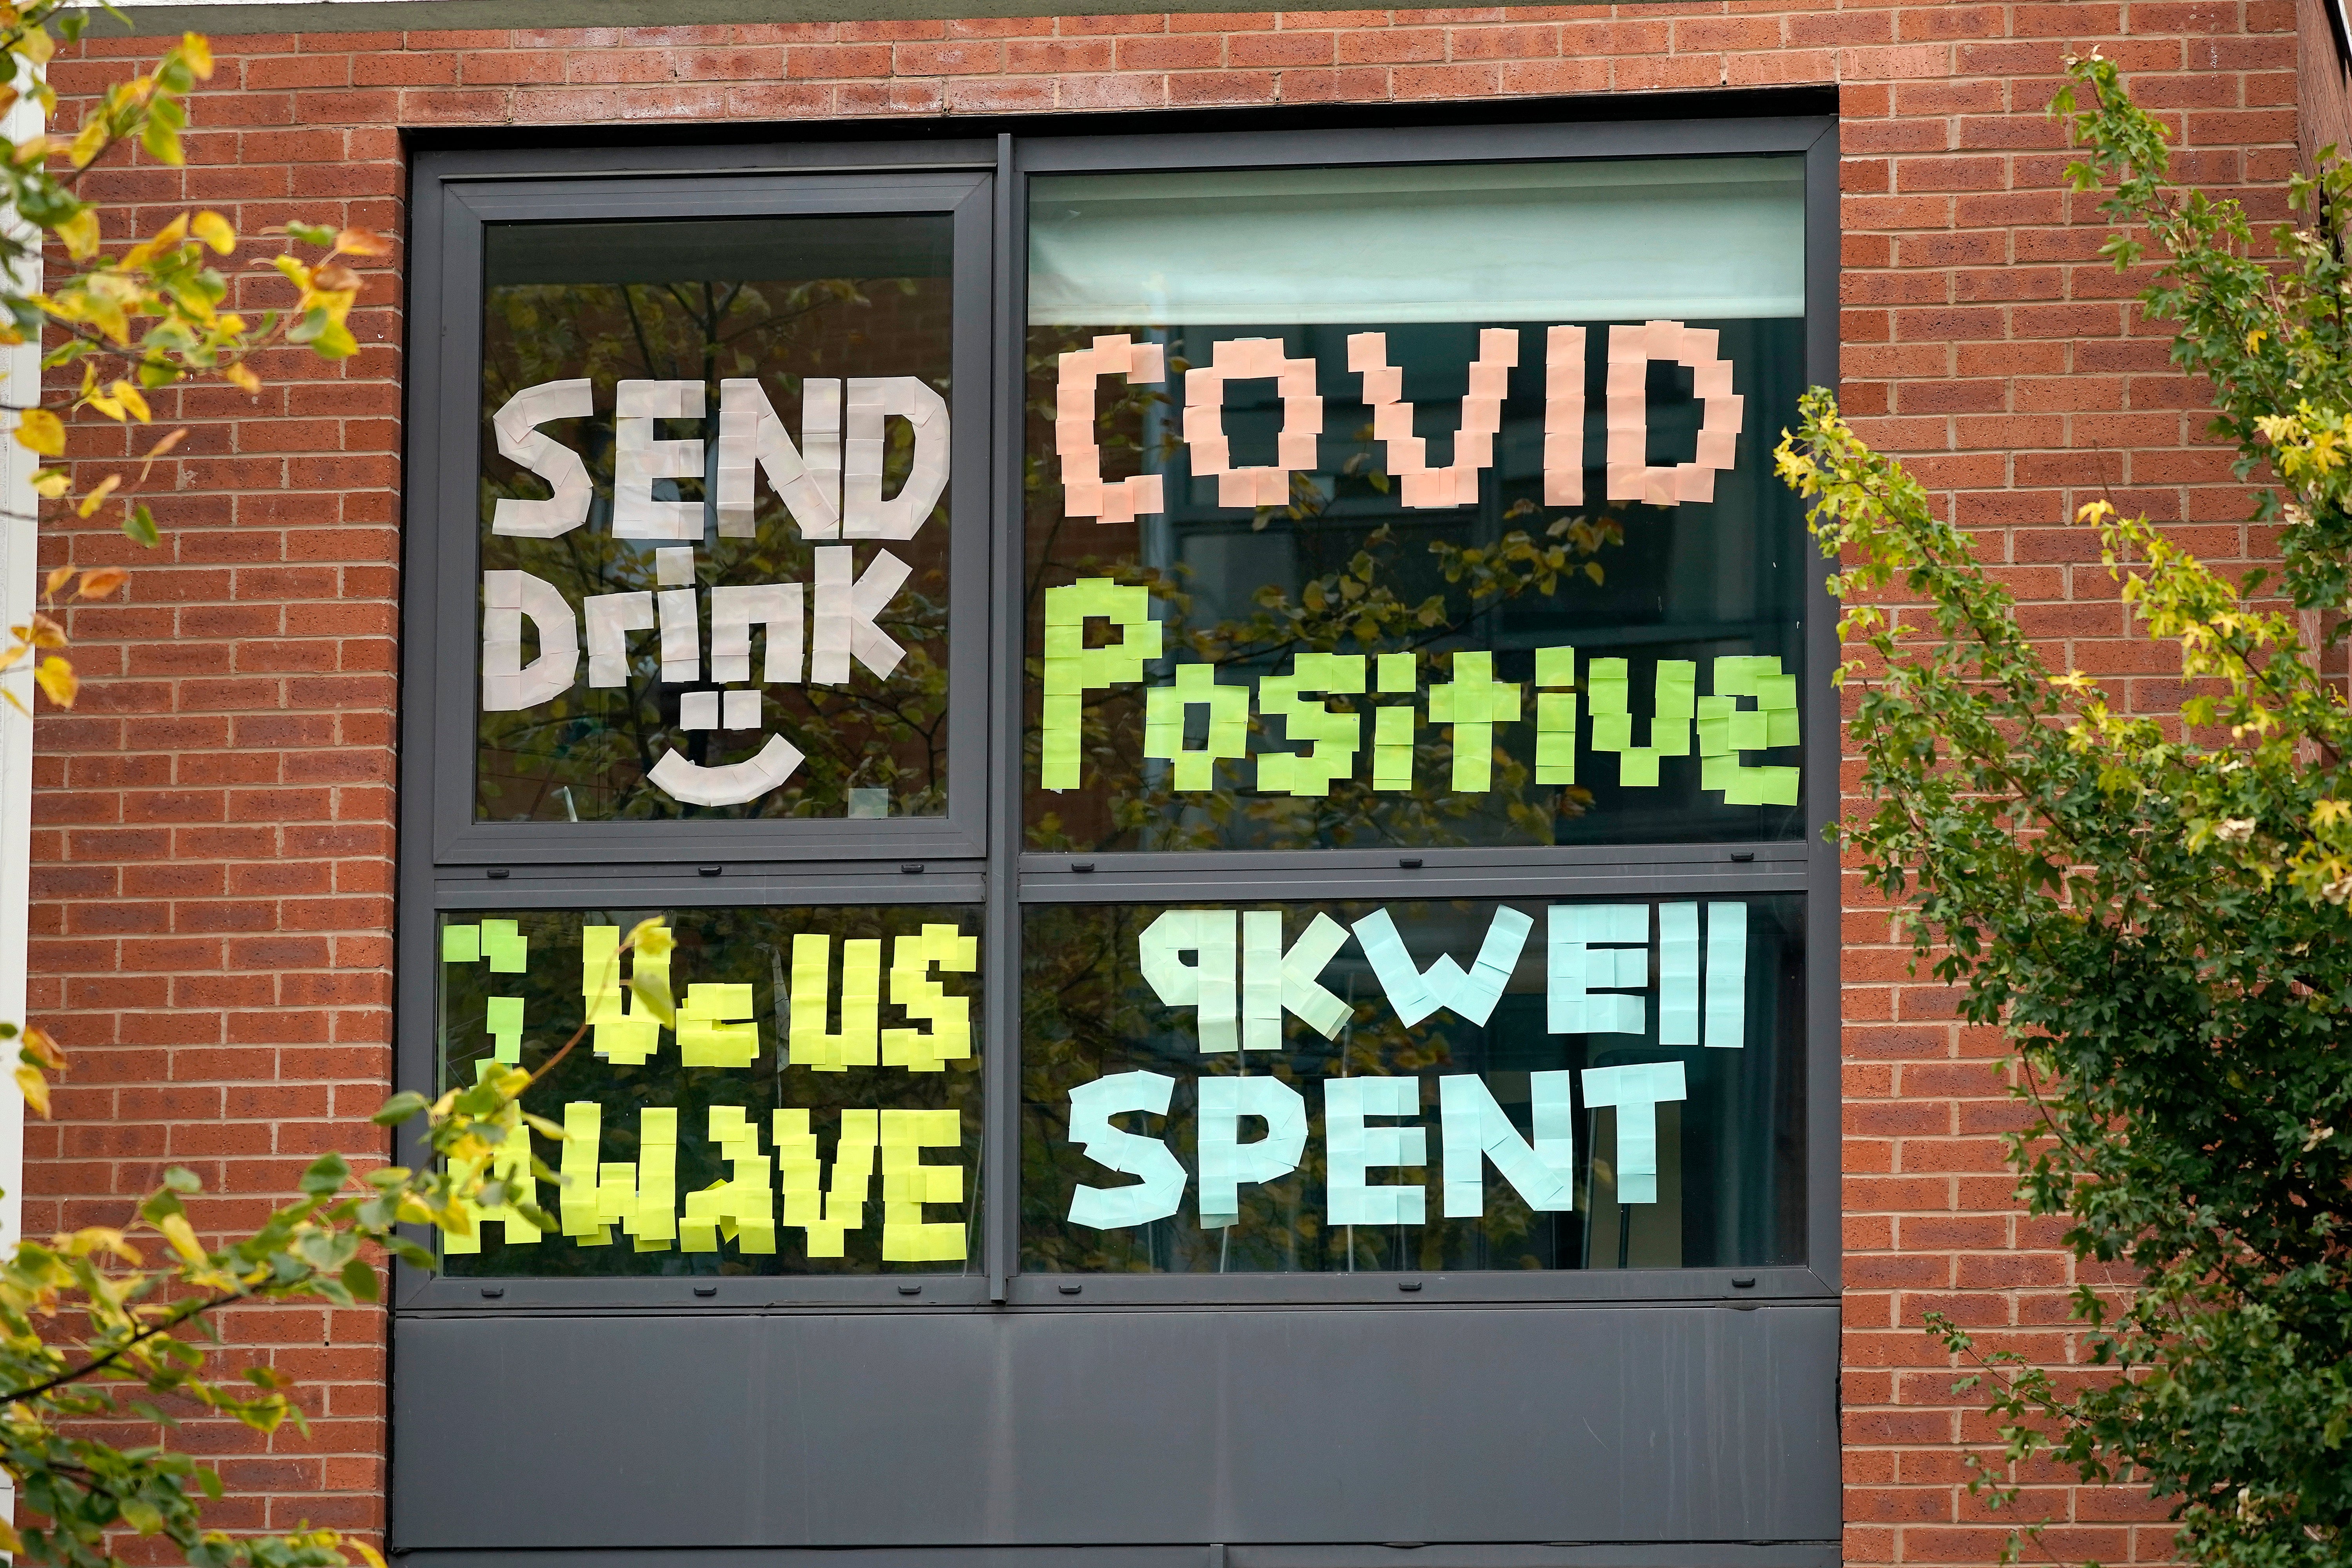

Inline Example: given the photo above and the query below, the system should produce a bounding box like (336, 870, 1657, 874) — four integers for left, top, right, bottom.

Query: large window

(396, 123, 1835, 1310)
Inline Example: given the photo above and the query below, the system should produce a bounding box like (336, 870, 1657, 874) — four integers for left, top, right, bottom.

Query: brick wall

(33, 2, 2298, 1561)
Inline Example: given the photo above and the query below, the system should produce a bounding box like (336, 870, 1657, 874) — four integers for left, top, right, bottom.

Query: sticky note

(1535, 644, 1575, 688)
(1438, 1072, 1572, 1218)
(1706, 900, 1748, 1048)
(560, 1101, 609, 1244)
(481, 918, 528, 973)
(1067, 1070, 1187, 1229)
(442, 924, 480, 963)
(485, 995, 524, 1065)
(682, 1104, 777, 1255)
(1586, 660, 1694, 788)
(1324, 1076, 1425, 1226)
(1196, 1074, 1308, 1228)
(679, 982, 760, 1069)
(1427, 650, 1521, 794)
(1657, 903, 1699, 1046)
(443, 1071, 541, 1255)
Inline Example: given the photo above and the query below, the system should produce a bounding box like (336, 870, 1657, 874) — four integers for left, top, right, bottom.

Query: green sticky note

(1536, 692, 1576, 734)
(1535, 730, 1575, 784)
(1766, 707, 1801, 748)
(1535, 645, 1575, 687)
(1044, 625, 1082, 659)
(1653, 717, 1693, 758)
(1376, 653, 1415, 693)
(442, 924, 479, 964)
(1697, 717, 1731, 757)
(1656, 661, 1697, 720)
(482, 918, 527, 973)
(485, 995, 523, 1064)
(1619, 750, 1660, 788)
(1702, 753, 1737, 791)
(1728, 710, 1768, 751)
(1757, 674, 1798, 711)
(1758, 766, 1800, 806)
(1591, 712, 1632, 751)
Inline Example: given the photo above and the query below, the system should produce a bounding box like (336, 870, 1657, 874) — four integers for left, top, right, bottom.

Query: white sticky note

(1706, 900, 1748, 1048)
(1138, 908, 1238, 1054)
(1659, 902, 1700, 1047)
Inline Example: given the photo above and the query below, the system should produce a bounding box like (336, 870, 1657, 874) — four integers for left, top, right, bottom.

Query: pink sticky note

(1644, 466, 1677, 507)
(1402, 470, 1447, 508)
(1545, 468, 1583, 506)
(1544, 396, 1583, 432)
(1278, 367, 1317, 399)
(1461, 397, 1503, 437)
(1543, 432, 1582, 468)
(1132, 473, 1165, 514)
(1374, 402, 1417, 441)
(1065, 479, 1103, 516)
(1389, 436, 1428, 474)
(1092, 332, 1134, 367)
(1675, 464, 1717, 505)
(1644, 319, 1682, 358)
(1606, 361, 1646, 399)
(1217, 470, 1258, 507)
(1347, 332, 1388, 372)
(1679, 327, 1720, 364)
(1101, 485, 1135, 525)
(1479, 326, 1521, 366)
(1454, 430, 1495, 470)
(1258, 468, 1290, 505)
(1058, 349, 1098, 388)
(1288, 395, 1324, 434)
(1546, 324, 1585, 368)
(1130, 341, 1166, 384)
(1185, 366, 1221, 399)
(1191, 437, 1231, 473)
(1360, 366, 1403, 405)
(1454, 466, 1480, 505)
(1706, 394, 1746, 433)
(1692, 362, 1734, 399)
(1055, 415, 1096, 459)
(1182, 407, 1223, 443)
(1606, 463, 1644, 502)
(1695, 428, 1737, 468)
(1467, 363, 1509, 401)
(1278, 432, 1317, 468)
(1607, 429, 1644, 466)
(1608, 324, 1648, 362)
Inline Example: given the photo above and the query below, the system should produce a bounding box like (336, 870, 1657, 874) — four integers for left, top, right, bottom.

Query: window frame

(395, 111, 1840, 1315)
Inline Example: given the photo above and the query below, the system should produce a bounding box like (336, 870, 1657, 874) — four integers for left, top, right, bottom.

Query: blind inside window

(1027, 154, 1806, 327)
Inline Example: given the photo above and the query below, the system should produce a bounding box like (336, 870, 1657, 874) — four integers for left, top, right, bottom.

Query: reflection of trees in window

(474, 276, 952, 822)
(1020, 323, 1622, 857)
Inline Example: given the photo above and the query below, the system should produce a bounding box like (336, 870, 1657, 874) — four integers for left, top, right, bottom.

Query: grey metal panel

(397, 1550, 1836, 1568)
(391, 1305, 1838, 1550)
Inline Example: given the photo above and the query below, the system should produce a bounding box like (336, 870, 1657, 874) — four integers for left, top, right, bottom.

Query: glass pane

(436, 904, 982, 1277)
(1022, 157, 1808, 854)
(477, 214, 955, 823)
(1020, 895, 1803, 1274)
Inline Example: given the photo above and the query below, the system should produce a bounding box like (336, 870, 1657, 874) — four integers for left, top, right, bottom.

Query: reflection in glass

(1021, 159, 1810, 854)
(1019, 895, 1805, 1274)
(437, 904, 981, 1277)
(476, 215, 955, 822)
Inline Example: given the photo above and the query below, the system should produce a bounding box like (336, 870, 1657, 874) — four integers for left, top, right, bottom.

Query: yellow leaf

(13, 407, 62, 457)
(13, 1063, 48, 1118)
(22, 1025, 65, 1071)
(44, 565, 71, 598)
(351, 1542, 386, 1568)
(109, 380, 151, 424)
(10, 134, 45, 167)
(77, 568, 126, 600)
(29, 470, 65, 499)
(54, 205, 98, 261)
(76, 474, 121, 517)
(180, 32, 214, 78)
(65, 116, 106, 171)
(158, 1211, 206, 1263)
(15, 27, 52, 67)
(224, 363, 260, 394)
(33, 655, 75, 709)
(335, 226, 392, 258)
(191, 210, 234, 255)
(0, 1514, 27, 1554)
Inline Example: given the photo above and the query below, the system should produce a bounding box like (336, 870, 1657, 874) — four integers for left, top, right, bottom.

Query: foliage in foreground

(1773, 53, 2352, 1568)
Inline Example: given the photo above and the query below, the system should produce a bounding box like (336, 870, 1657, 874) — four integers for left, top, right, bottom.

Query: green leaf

(372, 1090, 428, 1126)
(123, 502, 158, 548)
(298, 1152, 350, 1196)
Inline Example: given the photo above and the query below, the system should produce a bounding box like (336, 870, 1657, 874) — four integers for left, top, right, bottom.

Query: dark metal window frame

(394, 110, 1841, 1316)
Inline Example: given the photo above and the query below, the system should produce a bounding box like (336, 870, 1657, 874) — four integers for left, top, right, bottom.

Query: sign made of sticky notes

(1047, 321, 1735, 519)
(1036, 641, 1800, 809)
(1062, 1063, 1692, 1233)
(481, 376, 944, 810)
(1142, 900, 1749, 1048)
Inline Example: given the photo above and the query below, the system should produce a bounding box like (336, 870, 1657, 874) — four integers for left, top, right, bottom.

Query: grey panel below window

(391, 1304, 1837, 1550)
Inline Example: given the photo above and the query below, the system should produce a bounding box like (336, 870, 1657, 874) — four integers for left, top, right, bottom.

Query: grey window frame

(394, 111, 1840, 1317)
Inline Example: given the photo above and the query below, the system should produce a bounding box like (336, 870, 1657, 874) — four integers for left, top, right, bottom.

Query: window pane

(1022, 158, 1808, 854)
(477, 214, 955, 823)
(437, 904, 982, 1276)
(1020, 895, 1804, 1274)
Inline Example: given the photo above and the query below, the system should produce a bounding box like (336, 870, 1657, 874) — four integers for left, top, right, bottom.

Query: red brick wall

(33, 3, 2297, 1561)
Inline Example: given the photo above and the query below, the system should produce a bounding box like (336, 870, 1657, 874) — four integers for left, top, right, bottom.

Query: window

(397, 121, 1835, 1311)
